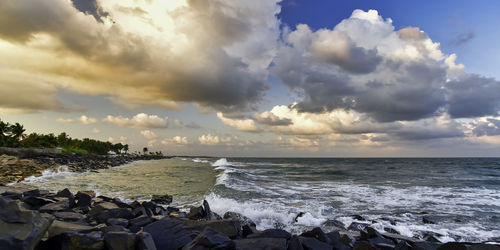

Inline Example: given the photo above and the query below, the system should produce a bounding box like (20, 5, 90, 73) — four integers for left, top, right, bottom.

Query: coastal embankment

(1, 183, 499, 250)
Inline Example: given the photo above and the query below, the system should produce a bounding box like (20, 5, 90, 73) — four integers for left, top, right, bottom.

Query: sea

(21, 157, 500, 243)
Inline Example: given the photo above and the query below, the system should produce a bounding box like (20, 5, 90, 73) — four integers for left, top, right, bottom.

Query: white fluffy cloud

(162, 136, 189, 146)
(140, 130, 159, 140)
(217, 112, 261, 132)
(103, 113, 168, 129)
(198, 134, 220, 145)
(78, 115, 97, 124)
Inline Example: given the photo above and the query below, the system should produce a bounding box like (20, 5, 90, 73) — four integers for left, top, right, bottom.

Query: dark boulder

(289, 235, 305, 250)
(352, 241, 375, 250)
(151, 194, 173, 205)
(106, 218, 129, 227)
(136, 231, 157, 250)
(233, 238, 287, 250)
(76, 191, 93, 207)
(295, 212, 306, 222)
(422, 216, 437, 224)
(53, 211, 86, 222)
(437, 242, 472, 250)
(48, 220, 95, 238)
(0, 183, 40, 199)
(129, 216, 153, 233)
(56, 188, 74, 200)
(104, 231, 136, 250)
(322, 219, 346, 230)
(247, 229, 291, 239)
(22, 196, 55, 208)
(182, 228, 234, 250)
(183, 220, 242, 238)
(412, 241, 442, 250)
(223, 211, 256, 228)
(100, 225, 129, 233)
(0, 197, 52, 250)
(394, 240, 412, 250)
(298, 236, 333, 250)
(469, 244, 500, 250)
(144, 217, 193, 250)
(39, 199, 71, 213)
(95, 208, 134, 223)
(352, 215, 366, 221)
(55, 231, 105, 250)
(347, 222, 371, 232)
(301, 227, 330, 244)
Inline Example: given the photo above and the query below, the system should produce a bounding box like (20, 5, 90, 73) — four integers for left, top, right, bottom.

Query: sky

(1, 0, 500, 157)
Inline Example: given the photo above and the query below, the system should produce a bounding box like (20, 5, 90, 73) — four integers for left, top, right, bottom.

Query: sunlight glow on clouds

(103, 113, 168, 129)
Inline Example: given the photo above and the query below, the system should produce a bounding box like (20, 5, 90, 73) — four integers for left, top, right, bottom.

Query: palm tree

(9, 123, 26, 141)
(143, 147, 148, 155)
(123, 144, 129, 154)
(0, 120, 9, 137)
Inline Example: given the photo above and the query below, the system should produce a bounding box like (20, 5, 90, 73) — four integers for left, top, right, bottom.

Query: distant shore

(0, 151, 169, 185)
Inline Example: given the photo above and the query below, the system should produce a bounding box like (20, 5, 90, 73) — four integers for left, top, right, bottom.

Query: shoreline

(0, 153, 170, 185)
(1, 184, 499, 250)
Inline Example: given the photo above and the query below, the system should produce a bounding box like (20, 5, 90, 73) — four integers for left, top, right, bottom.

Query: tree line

(0, 119, 129, 155)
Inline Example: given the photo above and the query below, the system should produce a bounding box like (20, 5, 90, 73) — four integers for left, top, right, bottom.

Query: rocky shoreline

(0, 184, 498, 250)
(0, 153, 169, 184)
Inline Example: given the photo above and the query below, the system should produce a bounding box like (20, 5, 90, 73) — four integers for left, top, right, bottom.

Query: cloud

(162, 136, 189, 146)
(255, 111, 293, 126)
(273, 10, 484, 122)
(91, 128, 100, 134)
(78, 115, 97, 124)
(449, 30, 475, 47)
(198, 134, 220, 145)
(140, 130, 159, 140)
(57, 118, 75, 123)
(103, 113, 168, 129)
(217, 112, 261, 132)
(471, 118, 500, 137)
(185, 122, 202, 129)
(0, 0, 281, 112)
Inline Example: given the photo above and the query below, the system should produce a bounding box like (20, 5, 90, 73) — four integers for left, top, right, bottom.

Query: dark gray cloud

(472, 118, 500, 136)
(71, 0, 109, 23)
(447, 74, 500, 118)
(185, 122, 202, 129)
(255, 112, 293, 126)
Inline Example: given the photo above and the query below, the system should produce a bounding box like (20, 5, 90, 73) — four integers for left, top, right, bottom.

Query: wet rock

(0, 197, 52, 250)
(56, 188, 74, 200)
(384, 227, 400, 235)
(352, 215, 366, 221)
(412, 241, 441, 250)
(48, 220, 95, 237)
(322, 219, 346, 230)
(469, 244, 500, 250)
(247, 229, 291, 239)
(136, 231, 157, 250)
(326, 231, 350, 250)
(437, 242, 473, 250)
(112, 198, 130, 209)
(347, 222, 371, 232)
(223, 211, 257, 228)
(151, 194, 173, 205)
(301, 227, 330, 244)
(47, 231, 105, 250)
(242, 224, 257, 237)
(353, 241, 375, 250)
(95, 208, 135, 223)
(233, 238, 287, 250)
(289, 235, 305, 250)
(53, 211, 85, 222)
(144, 217, 193, 250)
(22, 196, 55, 208)
(39, 199, 71, 213)
(106, 217, 128, 227)
(295, 212, 306, 222)
(395, 240, 412, 250)
(380, 232, 417, 244)
(0, 183, 40, 199)
(183, 219, 242, 238)
(422, 216, 437, 224)
(129, 215, 153, 233)
(104, 231, 136, 250)
(340, 233, 356, 248)
(100, 225, 129, 233)
(76, 191, 93, 207)
(298, 236, 333, 250)
(182, 228, 234, 250)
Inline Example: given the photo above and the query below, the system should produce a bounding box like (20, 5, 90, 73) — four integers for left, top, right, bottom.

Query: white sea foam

(22, 166, 87, 184)
(192, 158, 210, 163)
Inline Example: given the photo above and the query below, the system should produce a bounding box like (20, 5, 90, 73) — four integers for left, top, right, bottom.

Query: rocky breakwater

(1, 184, 499, 250)
(0, 155, 57, 185)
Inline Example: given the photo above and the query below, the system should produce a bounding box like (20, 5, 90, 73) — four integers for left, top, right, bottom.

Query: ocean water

(22, 157, 500, 243)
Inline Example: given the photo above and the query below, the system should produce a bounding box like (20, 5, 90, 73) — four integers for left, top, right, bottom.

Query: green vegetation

(0, 119, 129, 155)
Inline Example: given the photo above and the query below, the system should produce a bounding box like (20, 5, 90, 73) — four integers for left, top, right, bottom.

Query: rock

(437, 242, 472, 250)
(39, 199, 71, 213)
(360, 227, 382, 240)
(247, 228, 291, 239)
(45, 231, 105, 250)
(53, 212, 86, 222)
(129, 215, 153, 229)
(76, 191, 93, 207)
(422, 216, 436, 224)
(353, 241, 375, 250)
(104, 231, 136, 250)
(380, 232, 417, 244)
(186, 206, 204, 220)
(326, 231, 350, 250)
(100, 225, 129, 233)
(298, 236, 333, 250)
(301, 227, 330, 244)
(22, 196, 55, 208)
(95, 208, 134, 223)
(151, 194, 173, 205)
(95, 202, 120, 210)
(56, 188, 74, 200)
(352, 215, 366, 221)
(0, 197, 52, 250)
(412, 241, 441, 250)
(384, 227, 400, 235)
(106, 218, 129, 227)
(347, 222, 371, 232)
(340, 233, 356, 248)
(182, 228, 234, 250)
(0, 183, 40, 199)
(322, 219, 346, 230)
(112, 198, 131, 209)
(469, 244, 500, 250)
(183, 220, 242, 238)
(395, 240, 412, 250)
(289, 235, 305, 250)
(136, 231, 157, 250)
(295, 212, 306, 222)
(48, 220, 95, 238)
(224, 211, 256, 228)
(242, 224, 257, 237)
(233, 238, 287, 250)
(144, 217, 193, 250)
